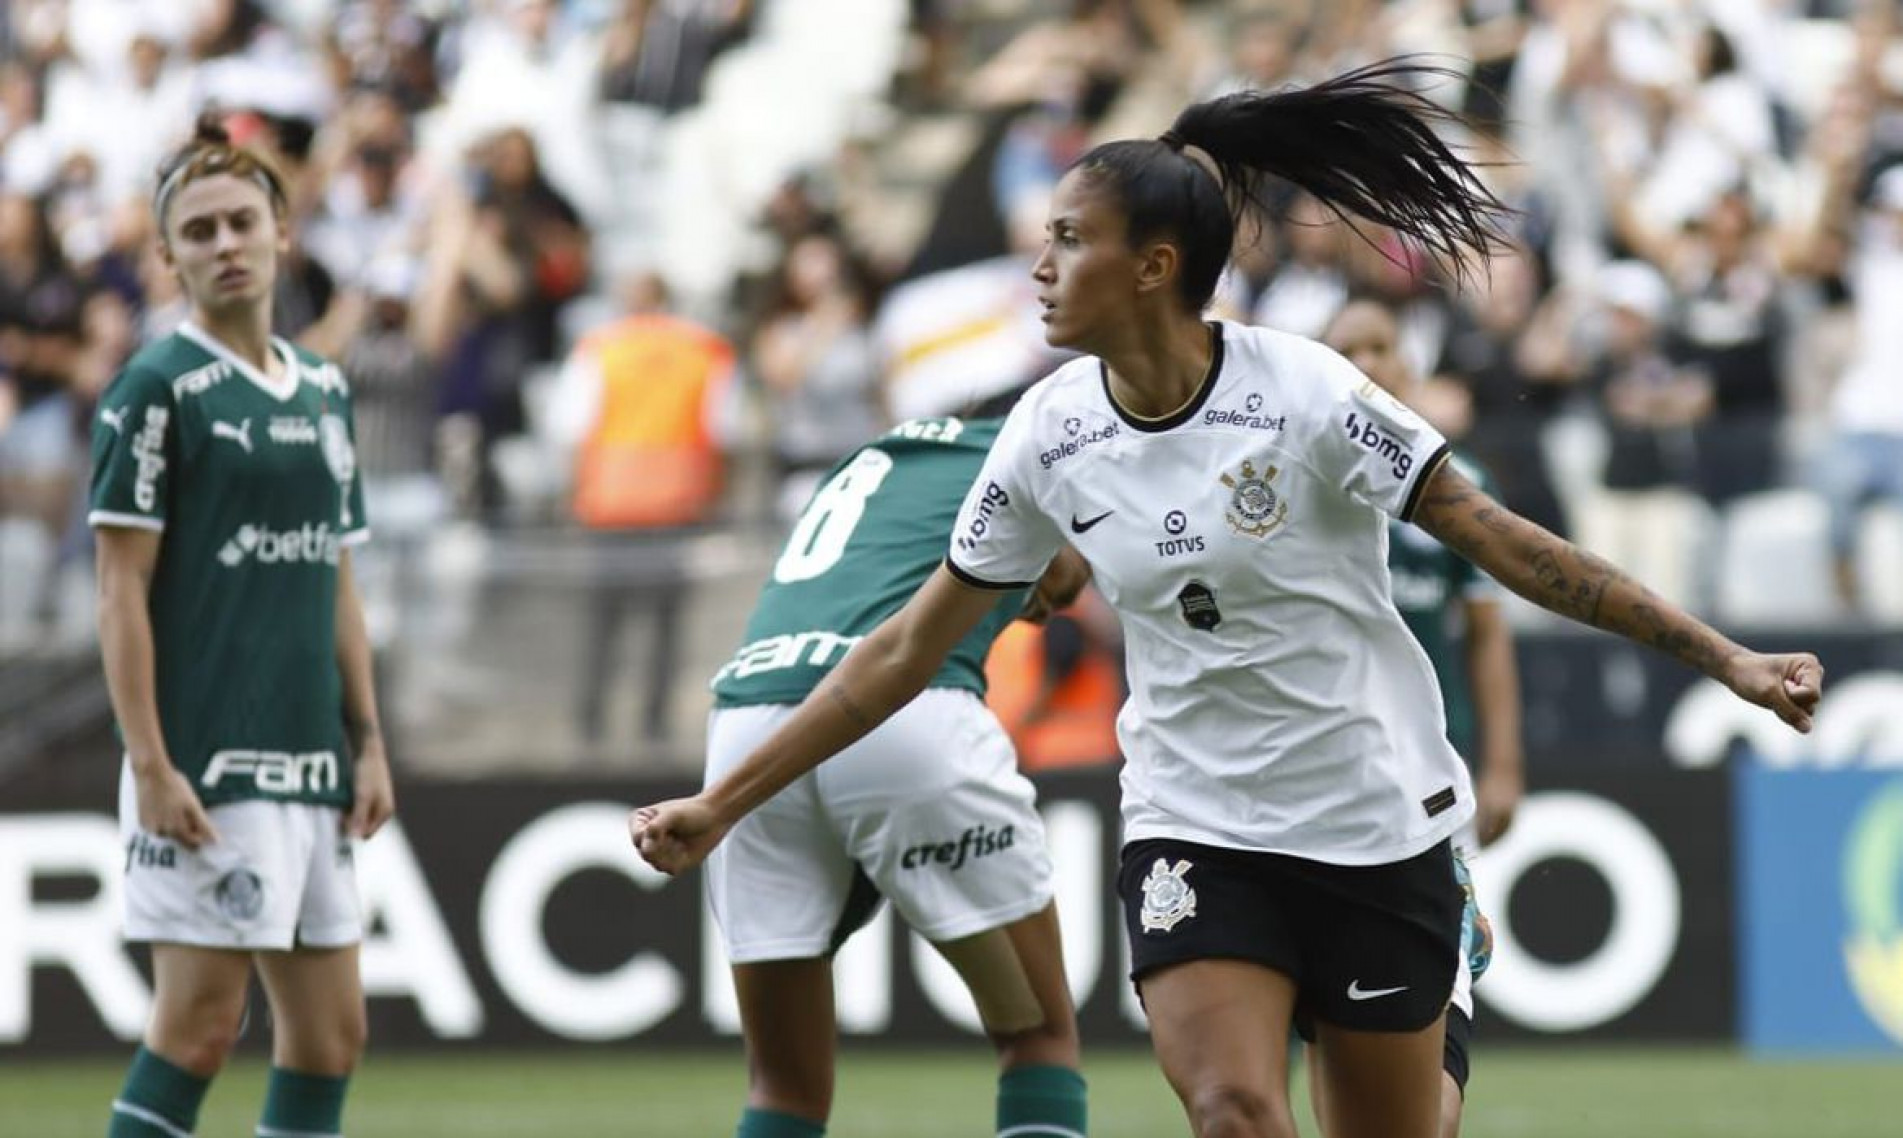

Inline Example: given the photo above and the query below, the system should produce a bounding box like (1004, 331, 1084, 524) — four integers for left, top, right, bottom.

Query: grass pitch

(2, 1047, 1895, 1137)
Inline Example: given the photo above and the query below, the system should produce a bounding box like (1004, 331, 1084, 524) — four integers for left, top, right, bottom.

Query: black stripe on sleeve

(1400, 443, 1452, 524)
(944, 558, 1035, 591)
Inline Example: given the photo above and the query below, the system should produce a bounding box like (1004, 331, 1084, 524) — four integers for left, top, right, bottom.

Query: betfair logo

(217, 522, 342, 567)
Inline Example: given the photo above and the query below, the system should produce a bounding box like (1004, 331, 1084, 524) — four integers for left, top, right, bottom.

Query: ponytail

(1075, 59, 1509, 309)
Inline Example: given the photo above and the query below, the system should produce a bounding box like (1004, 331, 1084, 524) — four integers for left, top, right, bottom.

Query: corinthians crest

(1139, 857, 1197, 933)
(1220, 458, 1288, 539)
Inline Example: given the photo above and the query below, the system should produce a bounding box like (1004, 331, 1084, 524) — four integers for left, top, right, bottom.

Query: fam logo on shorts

(214, 867, 266, 924)
(1219, 458, 1288, 539)
(1140, 857, 1197, 933)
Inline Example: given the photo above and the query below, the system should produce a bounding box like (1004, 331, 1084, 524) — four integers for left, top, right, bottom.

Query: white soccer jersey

(949, 321, 1475, 865)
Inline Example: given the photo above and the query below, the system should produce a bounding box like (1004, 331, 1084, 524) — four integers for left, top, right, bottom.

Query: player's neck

(1101, 314, 1214, 423)
(192, 305, 278, 376)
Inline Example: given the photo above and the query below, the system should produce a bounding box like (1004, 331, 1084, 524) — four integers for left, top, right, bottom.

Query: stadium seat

(1712, 489, 1842, 627)
(1856, 504, 1903, 623)
(0, 518, 53, 649)
(652, 0, 908, 304)
(1571, 488, 1716, 614)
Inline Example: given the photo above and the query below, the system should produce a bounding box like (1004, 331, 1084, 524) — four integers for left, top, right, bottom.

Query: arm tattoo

(1416, 465, 1732, 677)
(826, 682, 875, 730)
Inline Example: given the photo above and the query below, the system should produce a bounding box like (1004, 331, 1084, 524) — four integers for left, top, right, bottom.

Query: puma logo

(211, 418, 253, 453)
(99, 406, 128, 434)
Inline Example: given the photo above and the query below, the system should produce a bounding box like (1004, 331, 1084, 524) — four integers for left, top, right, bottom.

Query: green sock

(109, 1047, 210, 1137)
(257, 1067, 348, 1138)
(736, 1106, 826, 1138)
(997, 1064, 1087, 1137)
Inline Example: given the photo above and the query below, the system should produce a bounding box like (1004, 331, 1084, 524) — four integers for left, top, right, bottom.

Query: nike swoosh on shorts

(1346, 980, 1410, 1001)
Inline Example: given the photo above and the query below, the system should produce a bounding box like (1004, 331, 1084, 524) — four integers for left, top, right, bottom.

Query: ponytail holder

(1160, 131, 1222, 190)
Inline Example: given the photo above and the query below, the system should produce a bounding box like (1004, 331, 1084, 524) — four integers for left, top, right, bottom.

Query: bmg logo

(956, 481, 1010, 551)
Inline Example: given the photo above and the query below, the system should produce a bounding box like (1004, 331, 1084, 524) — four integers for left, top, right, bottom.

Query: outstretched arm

(633, 565, 1009, 872)
(1412, 462, 1823, 731)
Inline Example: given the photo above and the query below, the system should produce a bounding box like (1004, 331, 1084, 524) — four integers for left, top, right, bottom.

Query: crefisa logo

(1843, 779, 1903, 1044)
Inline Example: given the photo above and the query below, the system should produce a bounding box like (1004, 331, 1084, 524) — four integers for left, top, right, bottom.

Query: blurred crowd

(2, 0, 1902, 673)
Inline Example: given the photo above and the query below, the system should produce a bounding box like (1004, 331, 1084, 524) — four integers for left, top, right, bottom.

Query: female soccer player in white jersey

(634, 62, 1824, 1138)
(90, 114, 393, 1138)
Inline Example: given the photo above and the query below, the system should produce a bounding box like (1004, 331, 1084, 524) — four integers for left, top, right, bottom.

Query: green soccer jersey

(713, 416, 1027, 708)
(1386, 451, 1500, 758)
(89, 323, 368, 809)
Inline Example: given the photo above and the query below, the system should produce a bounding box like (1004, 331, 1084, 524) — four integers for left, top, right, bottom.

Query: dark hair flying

(1073, 59, 1511, 310)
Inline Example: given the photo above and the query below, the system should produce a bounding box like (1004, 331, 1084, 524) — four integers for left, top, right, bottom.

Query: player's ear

(1133, 240, 1179, 298)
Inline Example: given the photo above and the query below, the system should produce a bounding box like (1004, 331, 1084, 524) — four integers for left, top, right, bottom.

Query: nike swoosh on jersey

(1069, 510, 1114, 534)
(1346, 980, 1410, 1001)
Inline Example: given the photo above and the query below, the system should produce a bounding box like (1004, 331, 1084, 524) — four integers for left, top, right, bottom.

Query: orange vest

(985, 619, 1122, 771)
(572, 315, 733, 529)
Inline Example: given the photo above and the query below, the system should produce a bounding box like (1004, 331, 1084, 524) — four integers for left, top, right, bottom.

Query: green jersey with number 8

(712, 417, 1025, 708)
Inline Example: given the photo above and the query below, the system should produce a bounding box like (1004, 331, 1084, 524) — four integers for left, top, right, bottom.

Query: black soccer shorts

(1118, 836, 1463, 1033)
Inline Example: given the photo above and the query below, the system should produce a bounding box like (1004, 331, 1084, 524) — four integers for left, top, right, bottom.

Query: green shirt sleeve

(88, 367, 177, 532)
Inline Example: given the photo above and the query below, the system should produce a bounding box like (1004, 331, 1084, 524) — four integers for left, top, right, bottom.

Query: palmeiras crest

(1220, 458, 1288, 539)
(214, 867, 266, 924)
(318, 413, 356, 526)
(1139, 857, 1197, 933)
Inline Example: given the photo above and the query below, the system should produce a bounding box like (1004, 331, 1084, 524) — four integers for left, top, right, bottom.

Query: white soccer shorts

(704, 688, 1055, 963)
(118, 761, 363, 951)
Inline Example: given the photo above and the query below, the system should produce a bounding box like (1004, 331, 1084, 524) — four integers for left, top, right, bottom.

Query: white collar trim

(179, 321, 300, 402)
